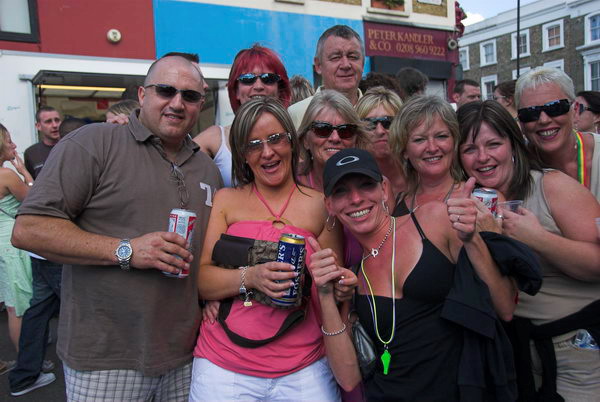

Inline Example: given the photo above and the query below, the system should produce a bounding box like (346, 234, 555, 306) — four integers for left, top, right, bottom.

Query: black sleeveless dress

(356, 213, 462, 401)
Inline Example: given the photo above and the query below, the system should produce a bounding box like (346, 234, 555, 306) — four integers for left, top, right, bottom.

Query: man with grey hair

(12, 53, 222, 400)
(288, 24, 365, 129)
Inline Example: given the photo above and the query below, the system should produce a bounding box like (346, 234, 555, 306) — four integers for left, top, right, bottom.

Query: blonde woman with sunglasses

(355, 86, 405, 197)
(516, 67, 600, 200)
(296, 90, 371, 267)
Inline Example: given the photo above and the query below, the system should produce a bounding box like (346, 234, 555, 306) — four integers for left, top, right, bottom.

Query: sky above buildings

(458, 0, 538, 25)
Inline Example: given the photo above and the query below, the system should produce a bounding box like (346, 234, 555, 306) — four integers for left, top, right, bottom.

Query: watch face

(117, 245, 131, 259)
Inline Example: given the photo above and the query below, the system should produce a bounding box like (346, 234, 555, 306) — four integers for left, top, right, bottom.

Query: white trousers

(189, 357, 341, 402)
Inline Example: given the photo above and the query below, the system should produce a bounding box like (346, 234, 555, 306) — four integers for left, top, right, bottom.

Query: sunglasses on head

(310, 122, 357, 139)
(145, 84, 205, 103)
(237, 73, 281, 86)
(362, 116, 393, 130)
(517, 99, 570, 123)
(577, 103, 595, 115)
(245, 132, 291, 155)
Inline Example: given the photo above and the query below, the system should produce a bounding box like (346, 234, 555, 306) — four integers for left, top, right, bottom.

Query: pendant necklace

(361, 217, 396, 375)
(362, 216, 393, 260)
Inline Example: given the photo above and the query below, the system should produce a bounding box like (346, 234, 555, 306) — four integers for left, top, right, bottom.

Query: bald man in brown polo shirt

(12, 53, 222, 401)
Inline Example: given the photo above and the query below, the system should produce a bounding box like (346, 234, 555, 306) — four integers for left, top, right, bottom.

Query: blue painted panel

(153, 0, 369, 82)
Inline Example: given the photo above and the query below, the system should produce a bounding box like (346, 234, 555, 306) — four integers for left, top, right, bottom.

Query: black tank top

(392, 196, 410, 217)
(356, 213, 461, 401)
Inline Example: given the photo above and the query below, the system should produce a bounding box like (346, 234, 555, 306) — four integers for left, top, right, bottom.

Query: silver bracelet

(238, 266, 249, 294)
(321, 323, 347, 336)
(238, 266, 252, 307)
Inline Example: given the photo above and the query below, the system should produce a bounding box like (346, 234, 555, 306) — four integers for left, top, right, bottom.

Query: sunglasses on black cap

(145, 84, 205, 103)
(310, 122, 357, 140)
(237, 73, 281, 85)
(517, 99, 571, 123)
(362, 116, 393, 130)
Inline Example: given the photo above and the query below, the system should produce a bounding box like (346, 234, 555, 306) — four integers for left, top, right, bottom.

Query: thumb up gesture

(446, 177, 478, 242)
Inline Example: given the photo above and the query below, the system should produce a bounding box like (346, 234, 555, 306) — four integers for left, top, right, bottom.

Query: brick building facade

(458, 0, 600, 99)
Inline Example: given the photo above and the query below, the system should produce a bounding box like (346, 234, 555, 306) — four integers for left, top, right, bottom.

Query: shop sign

(364, 21, 449, 61)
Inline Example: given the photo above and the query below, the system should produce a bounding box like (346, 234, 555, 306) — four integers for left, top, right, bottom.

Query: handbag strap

(217, 299, 307, 348)
(216, 262, 313, 348)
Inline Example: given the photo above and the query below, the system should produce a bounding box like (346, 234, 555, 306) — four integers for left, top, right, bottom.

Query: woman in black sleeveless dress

(308, 149, 518, 401)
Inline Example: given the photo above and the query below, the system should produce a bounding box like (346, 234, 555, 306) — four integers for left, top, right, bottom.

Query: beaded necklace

(574, 130, 587, 186)
(360, 217, 396, 375)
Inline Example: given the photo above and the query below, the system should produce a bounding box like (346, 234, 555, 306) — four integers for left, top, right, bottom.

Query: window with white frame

(582, 49, 600, 90)
(459, 47, 469, 71)
(543, 59, 564, 71)
(480, 39, 496, 66)
(512, 67, 531, 80)
(511, 29, 530, 59)
(585, 13, 600, 44)
(592, 61, 600, 91)
(481, 75, 497, 100)
(542, 20, 564, 52)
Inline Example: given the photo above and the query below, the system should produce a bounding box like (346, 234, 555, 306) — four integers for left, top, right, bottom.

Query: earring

(382, 201, 390, 215)
(511, 155, 515, 164)
(325, 215, 336, 231)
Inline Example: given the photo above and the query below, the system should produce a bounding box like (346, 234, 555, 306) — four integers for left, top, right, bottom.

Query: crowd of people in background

(0, 23, 598, 402)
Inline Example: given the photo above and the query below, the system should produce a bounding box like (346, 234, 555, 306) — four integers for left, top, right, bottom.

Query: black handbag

(349, 264, 377, 379)
(210, 233, 311, 348)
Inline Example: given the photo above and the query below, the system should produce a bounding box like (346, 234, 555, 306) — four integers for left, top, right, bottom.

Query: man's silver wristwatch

(115, 239, 133, 271)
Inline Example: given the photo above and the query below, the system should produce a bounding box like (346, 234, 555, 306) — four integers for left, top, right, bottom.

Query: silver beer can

(163, 208, 196, 278)
(472, 188, 498, 217)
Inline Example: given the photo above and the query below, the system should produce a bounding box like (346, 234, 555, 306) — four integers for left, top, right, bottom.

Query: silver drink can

(270, 233, 306, 307)
(472, 188, 498, 217)
(163, 208, 196, 278)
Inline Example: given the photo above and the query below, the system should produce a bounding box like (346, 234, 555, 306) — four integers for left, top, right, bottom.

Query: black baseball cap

(323, 148, 382, 197)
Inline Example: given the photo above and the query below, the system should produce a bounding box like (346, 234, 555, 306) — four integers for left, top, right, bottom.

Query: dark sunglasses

(577, 103, 595, 115)
(145, 84, 205, 103)
(310, 122, 357, 139)
(245, 132, 291, 154)
(517, 99, 570, 123)
(237, 73, 281, 85)
(362, 116, 393, 130)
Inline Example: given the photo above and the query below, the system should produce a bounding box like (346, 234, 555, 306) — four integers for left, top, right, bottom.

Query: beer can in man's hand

(163, 208, 196, 278)
(472, 188, 498, 217)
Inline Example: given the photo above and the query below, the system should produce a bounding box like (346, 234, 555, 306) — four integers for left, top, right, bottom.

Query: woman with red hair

(194, 44, 291, 187)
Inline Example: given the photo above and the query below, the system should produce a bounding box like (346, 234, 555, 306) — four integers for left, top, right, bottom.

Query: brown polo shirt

(19, 111, 223, 375)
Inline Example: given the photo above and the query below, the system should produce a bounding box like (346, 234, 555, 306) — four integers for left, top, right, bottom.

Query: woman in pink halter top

(190, 98, 355, 401)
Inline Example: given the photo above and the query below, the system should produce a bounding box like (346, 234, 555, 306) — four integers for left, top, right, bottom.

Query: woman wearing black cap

(308, 148, 523, 401)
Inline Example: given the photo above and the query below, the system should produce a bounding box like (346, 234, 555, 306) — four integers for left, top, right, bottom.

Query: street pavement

(0, 310, 66, 401)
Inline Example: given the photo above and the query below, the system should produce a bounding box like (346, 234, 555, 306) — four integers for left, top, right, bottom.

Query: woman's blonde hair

(0, 123, 9, 157)
(355, 86, 402, 119)
(389, 95, 462, 195)
(230, 97, 300, 187)
(297, 90, 370, 175)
